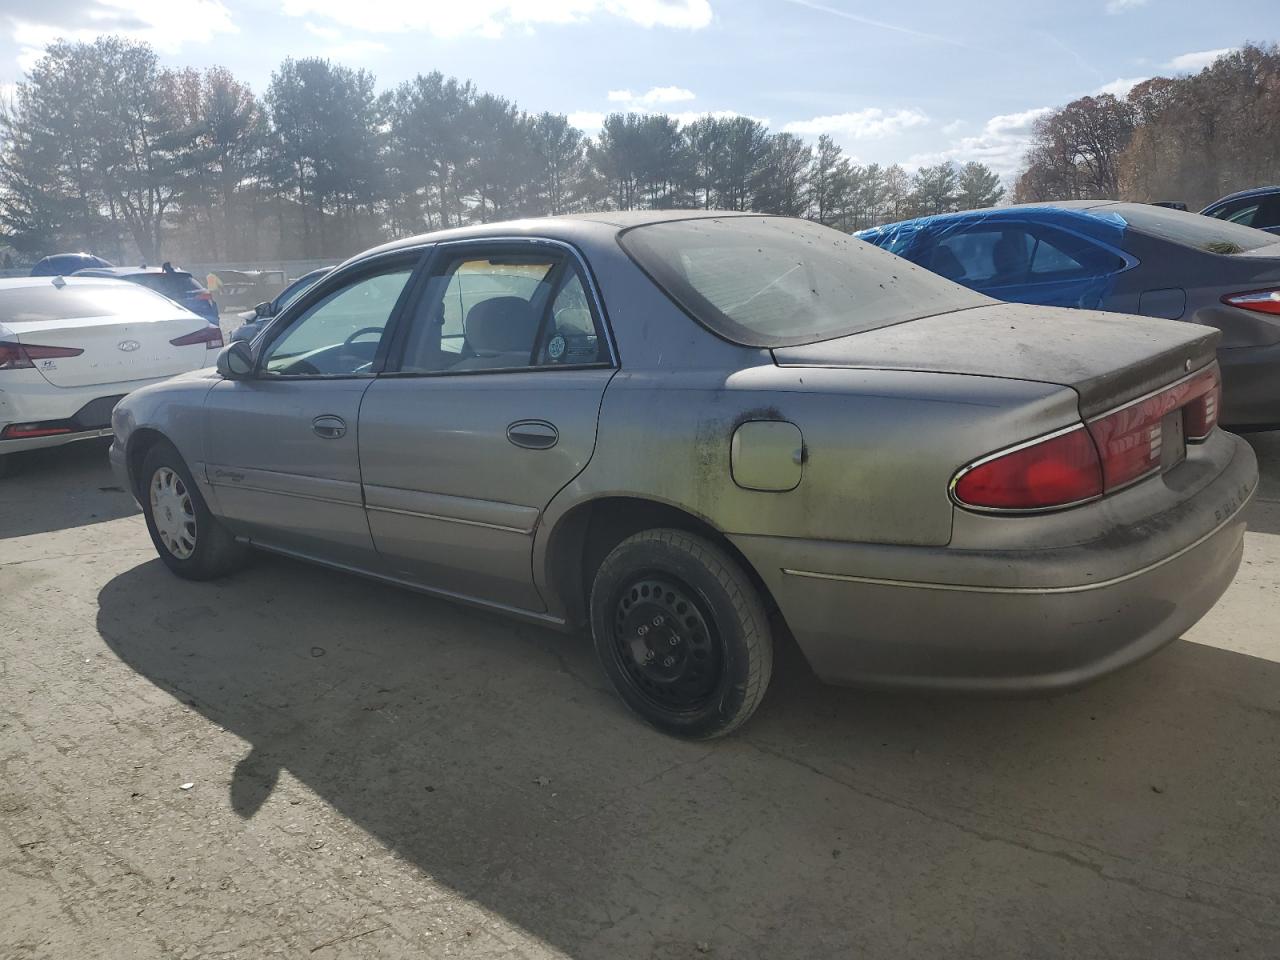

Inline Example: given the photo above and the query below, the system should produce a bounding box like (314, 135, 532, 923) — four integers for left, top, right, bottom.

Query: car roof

(858, 202, 1129, 242)
(1202, 185, 1280, 209)
(348, 210, 763, 266)
(0, 275, 125, 291)
(74, 266, 193, 277)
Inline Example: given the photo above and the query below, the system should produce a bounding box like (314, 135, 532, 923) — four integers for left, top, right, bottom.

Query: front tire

(140, 439, 247, 580)
(589, 528, 773, 739)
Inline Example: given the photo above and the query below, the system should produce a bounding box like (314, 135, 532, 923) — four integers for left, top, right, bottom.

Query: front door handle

(312, 415, 347, 439)
(507, 419, 558, 450)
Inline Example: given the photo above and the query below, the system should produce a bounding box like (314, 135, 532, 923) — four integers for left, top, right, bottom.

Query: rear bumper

(1219, 341, 1280, 428)
(731, 431, 1257, 693)
(1, 425, 114, 455)
(0, 393, 125, 454)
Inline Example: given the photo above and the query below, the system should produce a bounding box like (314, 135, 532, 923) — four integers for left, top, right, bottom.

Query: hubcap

(150, 466, 197, 560)
(612, 576, 720, 710)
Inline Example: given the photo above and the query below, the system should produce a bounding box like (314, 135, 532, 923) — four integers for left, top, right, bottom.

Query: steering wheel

(343, 326, 384, 348)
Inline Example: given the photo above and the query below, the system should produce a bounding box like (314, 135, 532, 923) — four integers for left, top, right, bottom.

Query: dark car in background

(30, 253, 113, 276)
(857, 202, 1280, 428)
(74, 263, 219, 324)
(1201, 185, 1280, 235)
(232, 266, 332, 342)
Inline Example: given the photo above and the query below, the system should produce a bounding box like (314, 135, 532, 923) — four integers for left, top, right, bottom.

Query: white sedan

(0, 276, 223, 476)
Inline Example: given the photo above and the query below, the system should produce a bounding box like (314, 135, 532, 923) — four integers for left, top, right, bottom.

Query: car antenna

(51, 275, 66, 288)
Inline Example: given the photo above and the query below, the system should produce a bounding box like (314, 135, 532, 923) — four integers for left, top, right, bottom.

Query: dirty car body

(111, 212, 1257, 737)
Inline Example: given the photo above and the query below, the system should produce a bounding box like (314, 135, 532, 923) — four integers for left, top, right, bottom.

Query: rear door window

(927, 223, 1124, 288)
(395, 248, 608, 374)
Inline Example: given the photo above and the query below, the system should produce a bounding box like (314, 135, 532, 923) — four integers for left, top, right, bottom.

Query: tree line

(1015, 43, 1280, 208)
(0, 37, 1004, 264)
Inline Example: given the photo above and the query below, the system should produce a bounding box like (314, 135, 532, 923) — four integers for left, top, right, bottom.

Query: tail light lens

(1223, 288, 1280, 315)
(0, 340, 85, 370)
(194, 291, 214, 302)
(952, 426, 1103, 511)
(2, 422, 74, 439)
(170, 326, 224, 350)
(953, 364, 1221, 512)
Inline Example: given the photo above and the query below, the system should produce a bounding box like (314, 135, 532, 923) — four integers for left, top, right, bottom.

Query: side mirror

(216, 340, 255, 379)
(254, 301, 273, 318)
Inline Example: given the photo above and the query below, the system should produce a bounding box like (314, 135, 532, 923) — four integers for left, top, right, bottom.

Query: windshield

(1113, 203, 1277, 255)
(618, 216, 986, 347)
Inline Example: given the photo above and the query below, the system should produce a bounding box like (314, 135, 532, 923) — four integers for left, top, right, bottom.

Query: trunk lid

(772, 302, 1219, 418)
(2, 280, 212, 388)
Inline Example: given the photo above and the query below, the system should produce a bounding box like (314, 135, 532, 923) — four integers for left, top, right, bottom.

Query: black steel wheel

(610, 574, 723, 712)
(590, 528, 773, 739)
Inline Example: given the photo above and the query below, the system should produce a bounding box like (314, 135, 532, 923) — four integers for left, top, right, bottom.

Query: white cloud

(302, 19, 388, 56)
(567, 106, 767, 132)
(1105, 0, 1149, 13)
(10, 0, 237, 70)
(1165, 47, 1236, 73)
(607, 85, 695, 105)
(782, 107, 928, 140)
(667, 109, 768, 127)
(1094, 76, 1148, 97)
(908, 106, 1051, 177)
(567, 110, 606, 130)
(941, 119, 965, 135)
(304, 21, 342, 40)
(280, 0, 712, 38)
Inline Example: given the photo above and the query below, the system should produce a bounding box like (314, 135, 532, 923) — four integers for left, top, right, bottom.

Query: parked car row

(8, 191, 1275, 737)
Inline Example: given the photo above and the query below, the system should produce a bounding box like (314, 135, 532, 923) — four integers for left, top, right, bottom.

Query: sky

(0, 0, 1273, 179)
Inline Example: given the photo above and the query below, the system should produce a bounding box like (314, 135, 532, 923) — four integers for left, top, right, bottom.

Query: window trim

(378, 236, 619, 379)
(251, 249, 429, 381)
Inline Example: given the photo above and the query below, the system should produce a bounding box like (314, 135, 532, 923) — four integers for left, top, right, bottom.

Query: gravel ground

(1, 432, 1278, 959)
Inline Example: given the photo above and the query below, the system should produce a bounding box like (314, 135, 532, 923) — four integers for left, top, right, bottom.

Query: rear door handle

(312, 415, 347, 439)
(507, 420, 558, 450)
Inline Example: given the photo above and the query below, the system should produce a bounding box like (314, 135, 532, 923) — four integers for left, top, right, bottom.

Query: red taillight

(1223, 288, 1280, 315)
(194, 291, 214, 302)
(0, 340, 85, 370)
(170, 326, 224, 350)
(953, 365, 1222, 512)
(952, 426, 1104, 511)
(1, 422, 74, 439)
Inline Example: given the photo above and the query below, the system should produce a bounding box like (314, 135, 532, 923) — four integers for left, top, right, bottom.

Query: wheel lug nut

(652, 616, 663, 626)
(637, 625, 649, 636)
(669, 636, 679, 646)
(663, 655, 675, 667)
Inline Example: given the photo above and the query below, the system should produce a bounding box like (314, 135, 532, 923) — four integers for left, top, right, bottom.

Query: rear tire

(140, 439, 247, 580)
(589, 528, 773, 739)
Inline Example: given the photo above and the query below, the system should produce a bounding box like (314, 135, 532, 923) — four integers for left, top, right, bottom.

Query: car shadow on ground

(95, 553, 1280, 957)
(0, 439, 138, 539)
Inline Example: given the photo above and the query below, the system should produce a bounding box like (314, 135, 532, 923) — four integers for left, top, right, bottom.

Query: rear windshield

(131, 272, 204, 298)
(618, 216, 986, 347)
(1114, 204, 1277, 255)
(0, 282, 190, 323)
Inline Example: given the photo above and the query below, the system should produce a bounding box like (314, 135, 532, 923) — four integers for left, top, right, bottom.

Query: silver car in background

(110, 212, 1257, 738)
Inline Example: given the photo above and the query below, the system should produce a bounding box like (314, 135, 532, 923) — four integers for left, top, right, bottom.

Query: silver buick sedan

(110, 212, 1258, 738)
